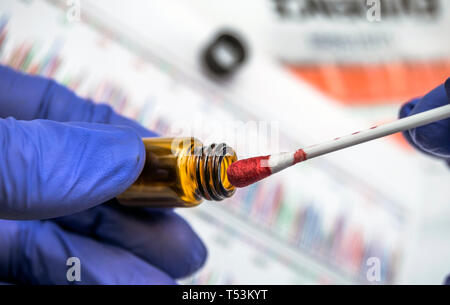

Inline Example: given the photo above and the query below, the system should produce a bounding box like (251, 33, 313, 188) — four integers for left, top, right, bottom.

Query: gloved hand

(400, 78, 450, 285)
(399, 78, 450, 164)
(0, 65, 206, 284)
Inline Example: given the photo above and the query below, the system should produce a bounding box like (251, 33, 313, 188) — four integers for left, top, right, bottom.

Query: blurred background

(1, 0, 450, 284)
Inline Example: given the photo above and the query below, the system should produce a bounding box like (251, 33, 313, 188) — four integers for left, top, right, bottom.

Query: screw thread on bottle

(191, 143, 237, 201)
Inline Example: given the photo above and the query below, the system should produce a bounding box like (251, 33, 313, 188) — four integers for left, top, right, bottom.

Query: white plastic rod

(226, 104, 450, 188)
(303, 104, 450, 159)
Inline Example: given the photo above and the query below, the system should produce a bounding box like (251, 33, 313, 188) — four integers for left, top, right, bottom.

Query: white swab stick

(227, 104, 450, 188)
(304, 104, 450, 159)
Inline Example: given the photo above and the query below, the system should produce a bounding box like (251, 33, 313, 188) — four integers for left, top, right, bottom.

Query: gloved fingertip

(180, 227, 207, 277)
(192, 235, 208, 274)
(167, 213, 208, 278)
(103, 125, 146, 195)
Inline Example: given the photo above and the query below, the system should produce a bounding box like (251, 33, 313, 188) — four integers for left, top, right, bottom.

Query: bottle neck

(190, 143, 237, 201)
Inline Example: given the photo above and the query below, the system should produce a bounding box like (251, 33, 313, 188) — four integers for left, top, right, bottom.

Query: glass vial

(118, 137, 237, 208)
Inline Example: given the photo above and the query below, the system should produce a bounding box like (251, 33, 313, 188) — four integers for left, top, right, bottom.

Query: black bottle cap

(202, 31, 247, 77)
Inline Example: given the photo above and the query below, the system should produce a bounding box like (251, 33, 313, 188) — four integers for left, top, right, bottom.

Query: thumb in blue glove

(399, 78, 450, 162)
(0, 118, 145, 219)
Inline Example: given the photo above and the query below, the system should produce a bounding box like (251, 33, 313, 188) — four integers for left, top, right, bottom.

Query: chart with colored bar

(0, 0, 413, 284)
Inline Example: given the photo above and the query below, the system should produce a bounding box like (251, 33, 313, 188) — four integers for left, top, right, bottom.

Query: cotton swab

(227, 104, 450, 188)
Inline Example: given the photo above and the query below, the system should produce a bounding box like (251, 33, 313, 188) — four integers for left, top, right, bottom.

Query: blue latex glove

(400, 78, 450, 285)
(399, 78, 450, 164)
(0, 65, 206, 284)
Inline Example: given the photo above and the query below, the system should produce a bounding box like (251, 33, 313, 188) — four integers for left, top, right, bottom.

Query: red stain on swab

(293, 149, 307, 164)
(226, 156, 271, 188)
(227, 149, 307, 188)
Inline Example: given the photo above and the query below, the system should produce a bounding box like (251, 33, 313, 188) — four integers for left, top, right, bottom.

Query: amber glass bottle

(118, 137, 237, 207)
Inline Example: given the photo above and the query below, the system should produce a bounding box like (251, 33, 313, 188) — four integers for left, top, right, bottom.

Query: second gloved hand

(399, 78, 450, 163)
